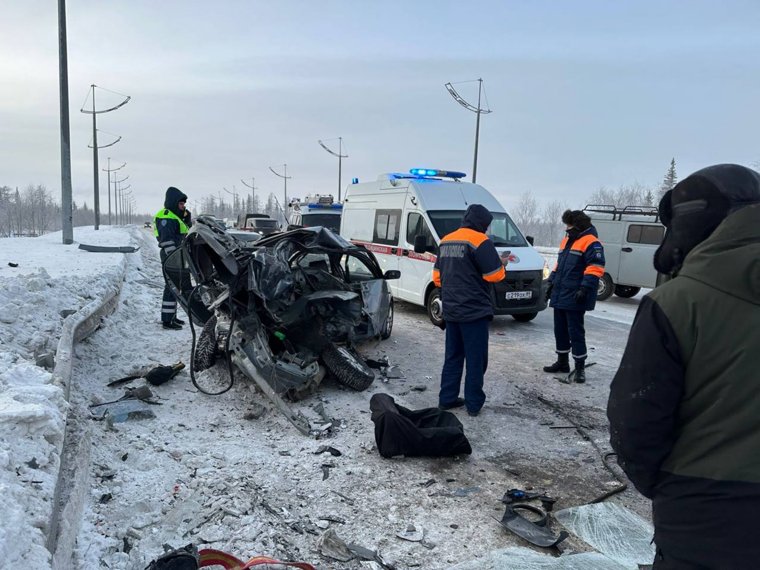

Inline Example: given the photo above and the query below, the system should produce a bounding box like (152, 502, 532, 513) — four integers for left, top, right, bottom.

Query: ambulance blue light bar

(307, 203, 343, 209)
(409, 168, 466, 180)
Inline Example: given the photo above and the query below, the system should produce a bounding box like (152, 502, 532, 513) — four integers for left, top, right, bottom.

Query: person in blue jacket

(543, 210, 605, 382)
(153, 186, 190, 330)
(432, 204, 506, 416)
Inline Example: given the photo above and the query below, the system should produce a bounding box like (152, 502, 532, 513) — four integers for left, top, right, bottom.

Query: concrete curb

(46, 257, 127, 569)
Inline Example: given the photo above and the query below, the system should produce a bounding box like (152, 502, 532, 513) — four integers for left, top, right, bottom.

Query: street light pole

(318, 138, 348, 201)
(444, 79, 492, 183)
(269, 164, 291, 221)
(80, 84, 130, 230)
(102, 158, 125, 225)
(57, 0, 73, 244)
(241, 177, 258, 212)
(113, 173, 129, 224)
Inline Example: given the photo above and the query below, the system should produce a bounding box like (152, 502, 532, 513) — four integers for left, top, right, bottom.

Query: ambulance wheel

(597, 274, 614, 301)
(512, 312, 538, 323)
(322, 344, 375, 391)
(614, 285, 641, 298)
(380, 299, 393, 340)
(427, 288, 444, 328)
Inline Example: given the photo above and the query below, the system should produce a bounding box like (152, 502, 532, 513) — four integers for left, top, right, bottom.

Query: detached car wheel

(597, 274, 614, 301)
(427, 287, 444, 328)
(322, 344, 375, 391)
(614, 285, 641, 298)
(380, 299, 394, 340)
(512, 312, 538, 323)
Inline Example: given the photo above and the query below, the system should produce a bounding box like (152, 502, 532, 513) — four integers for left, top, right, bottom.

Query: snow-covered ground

(1, 228, 650, 569)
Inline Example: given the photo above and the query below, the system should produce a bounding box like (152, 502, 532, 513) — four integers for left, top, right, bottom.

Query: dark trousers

(439, 318, 489, 413)
(160, 248, 192, 324)
(553, 308, 587, 361)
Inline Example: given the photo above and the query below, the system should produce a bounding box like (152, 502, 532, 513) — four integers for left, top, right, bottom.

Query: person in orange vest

(432, 204, 506, 416)
(543, 210, 605, 382)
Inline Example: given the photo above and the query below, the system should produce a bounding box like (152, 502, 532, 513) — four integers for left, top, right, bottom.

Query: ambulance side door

(398, 210, 437, 305)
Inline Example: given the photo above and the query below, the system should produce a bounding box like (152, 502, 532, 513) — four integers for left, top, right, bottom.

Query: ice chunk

(447, 546, 628, 569)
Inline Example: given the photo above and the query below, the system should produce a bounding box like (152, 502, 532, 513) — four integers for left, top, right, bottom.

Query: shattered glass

(554, 503, 656, 570)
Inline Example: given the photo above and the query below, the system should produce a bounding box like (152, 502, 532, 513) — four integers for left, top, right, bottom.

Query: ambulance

(340, 168, 549, 326)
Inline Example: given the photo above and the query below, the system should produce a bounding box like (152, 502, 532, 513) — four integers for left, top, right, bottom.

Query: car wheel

(614, 285, 641, 298)
(597, 274, 614, 301)
(380, 299, 393, 340)
(512, 312, 538, 323)
(427, 287, 444, 328)
(193, 314, 218, 372)
(321, 344, 375, 391)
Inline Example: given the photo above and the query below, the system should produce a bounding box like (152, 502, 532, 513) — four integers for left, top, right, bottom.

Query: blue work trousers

(553, 308, 587, 361)
(439, 318, 490, 414)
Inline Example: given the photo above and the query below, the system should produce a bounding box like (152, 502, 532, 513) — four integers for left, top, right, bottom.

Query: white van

(584, 205, 665, 300)
(341, 169, 550, 326)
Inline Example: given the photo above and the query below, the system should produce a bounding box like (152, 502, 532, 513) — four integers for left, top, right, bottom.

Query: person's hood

(461, 204, 493, 233)
(678, 203, 760, 306)
(655, 164, 760, 275)
(164, 186, 188, 218)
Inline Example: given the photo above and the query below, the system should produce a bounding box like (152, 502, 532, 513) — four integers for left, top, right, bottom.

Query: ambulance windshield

(428, 210, 527, 247)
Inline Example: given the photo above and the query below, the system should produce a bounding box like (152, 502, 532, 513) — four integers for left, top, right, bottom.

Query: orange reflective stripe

(441, 227, 488, 248)
(432, 268, 441, 287)
(558, 237, 568, 250)
(585, 264, 605, 278)
(570, 234, 599, 252)
(483, 265, 506, 283)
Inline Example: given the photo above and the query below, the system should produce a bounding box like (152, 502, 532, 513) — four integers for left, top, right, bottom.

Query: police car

(288, 195, 343, 233)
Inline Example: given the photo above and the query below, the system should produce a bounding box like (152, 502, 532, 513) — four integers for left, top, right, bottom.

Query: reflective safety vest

(153, 209, 188, 238)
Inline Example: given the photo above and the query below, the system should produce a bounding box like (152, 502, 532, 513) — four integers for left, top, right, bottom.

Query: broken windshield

(428, 210, 527, 247)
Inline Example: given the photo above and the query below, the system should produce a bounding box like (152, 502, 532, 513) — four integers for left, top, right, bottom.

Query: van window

(627, 224, 664, 245)
(428, 210, 527, 247)
(406, 213, 435, 247)
(374, 209, 401, 245)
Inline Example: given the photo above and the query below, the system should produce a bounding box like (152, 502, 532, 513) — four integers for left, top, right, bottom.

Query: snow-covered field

(0, 228, 648, 569)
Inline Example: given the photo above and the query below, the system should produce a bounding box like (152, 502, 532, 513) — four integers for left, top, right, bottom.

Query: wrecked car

(162, 215, 398, 433)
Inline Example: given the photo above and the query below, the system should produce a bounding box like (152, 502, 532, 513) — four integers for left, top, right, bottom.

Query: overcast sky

(1, 0, 759, 215)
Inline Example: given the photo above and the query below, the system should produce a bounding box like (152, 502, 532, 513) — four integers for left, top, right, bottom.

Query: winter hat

(561, 210, 591, 231)
(654, 164, 760, 275)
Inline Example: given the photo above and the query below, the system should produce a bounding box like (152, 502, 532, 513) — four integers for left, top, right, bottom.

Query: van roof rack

(583, 204, 661, 222)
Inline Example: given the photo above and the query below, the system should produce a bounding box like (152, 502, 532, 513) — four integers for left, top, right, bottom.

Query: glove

(574, 288, 588, 304)
(544, 282, 553, 303)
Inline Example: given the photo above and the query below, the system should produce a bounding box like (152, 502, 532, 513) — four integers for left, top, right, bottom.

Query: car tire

(380, 299, 394, 340)
(512, 312, 538, 323)
(614, 285, 641, 298)
(321, 344, 375, 391)
(597, 274, 614, 301)
(193, 314, 218, 372)
(427, 287, 444, 328)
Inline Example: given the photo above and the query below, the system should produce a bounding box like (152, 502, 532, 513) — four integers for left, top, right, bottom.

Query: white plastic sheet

(555, 503, 656, 569)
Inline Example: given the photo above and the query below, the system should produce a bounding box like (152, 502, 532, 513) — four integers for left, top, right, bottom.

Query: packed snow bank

(0, 226, 135, 566)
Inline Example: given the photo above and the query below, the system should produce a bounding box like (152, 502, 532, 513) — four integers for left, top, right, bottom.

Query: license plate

(505, 291, 533, 300)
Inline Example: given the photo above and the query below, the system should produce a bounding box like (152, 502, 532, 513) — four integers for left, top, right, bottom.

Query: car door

(618, 223, 665, 288)
(397, 211, 436, 304)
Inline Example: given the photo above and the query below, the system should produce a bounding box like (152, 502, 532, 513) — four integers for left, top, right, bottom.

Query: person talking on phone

(432, 204, 506, 416)
(543, 210, 605, 383)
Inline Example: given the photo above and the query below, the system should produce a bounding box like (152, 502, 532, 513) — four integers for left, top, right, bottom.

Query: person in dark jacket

(432, 204, 505, 416)
(607, 164, 760, 569)
(153, 186, 190, 330)
(543, 210, 605, 382)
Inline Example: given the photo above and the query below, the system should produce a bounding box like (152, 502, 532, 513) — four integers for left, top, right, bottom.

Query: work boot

(543, 352, 570, 373)
(573, 359, 586, 383)
(162, 321, 182, 330)
(439, 397, 466, 410)
(172, 317, 186, 325)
